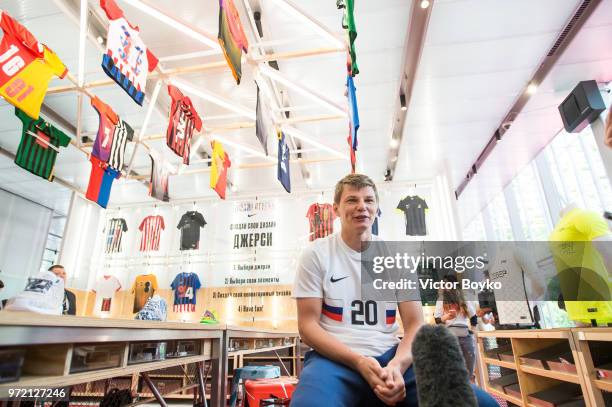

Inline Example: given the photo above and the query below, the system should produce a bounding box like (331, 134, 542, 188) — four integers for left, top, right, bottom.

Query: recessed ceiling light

(527, 83, 538, 95)
(390, 138, 399, 148)
(96, 36, 104, 44)
(420, 0, 430, 9)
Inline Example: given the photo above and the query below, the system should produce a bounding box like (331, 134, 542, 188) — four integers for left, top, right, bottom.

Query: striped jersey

(149, 149, 171, 202)
(100, 0, 158, 106)
(166, 85, 202, 165)
(108, 118, 134, 171)
(91, 96, 134, 171)
(105, 218, 128, 253)
(170, 272, 202, 312)
(138, 215, 165, 252)
(0, 12, 67, 119)
(14, 108, 71, 181)
(306, 203, 336, 241)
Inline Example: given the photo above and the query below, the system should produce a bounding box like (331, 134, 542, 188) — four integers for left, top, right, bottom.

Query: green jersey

(14, 108, 71, 181)
(337, 0, 358, 75)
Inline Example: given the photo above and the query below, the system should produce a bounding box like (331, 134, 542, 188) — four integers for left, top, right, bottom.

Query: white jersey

(293, 233, 400, 356)
(93, 275, 122, 314)
(4, 271, 64, 315)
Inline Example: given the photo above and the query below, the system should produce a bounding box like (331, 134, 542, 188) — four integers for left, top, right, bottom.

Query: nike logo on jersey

(330, 275, 349, 283)
(247, 213, 257, 217)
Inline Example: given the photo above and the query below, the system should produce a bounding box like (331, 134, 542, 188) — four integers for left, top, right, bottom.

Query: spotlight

(390, 138, 400, 148)
(420, 0, 430, 9)
(526, 83, 538, 95)
(400, 93, 407, 111)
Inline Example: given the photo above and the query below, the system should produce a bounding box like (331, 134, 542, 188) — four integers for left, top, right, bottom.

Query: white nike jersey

(293, 233, 400, 356)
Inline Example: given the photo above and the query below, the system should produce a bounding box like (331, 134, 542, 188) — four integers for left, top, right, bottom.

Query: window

(462, 214, 486, 241)
(510, 163, 552, 241)
(484, 193, 514, 241)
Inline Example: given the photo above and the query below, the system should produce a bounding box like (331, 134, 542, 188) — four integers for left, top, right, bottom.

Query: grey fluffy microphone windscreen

(412, 325, 478, 407)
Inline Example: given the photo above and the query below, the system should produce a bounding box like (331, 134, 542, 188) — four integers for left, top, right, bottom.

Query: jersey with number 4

(170, 272, 201, 312)
(292, 232, 400, 356)
(0, 13, 67, 119)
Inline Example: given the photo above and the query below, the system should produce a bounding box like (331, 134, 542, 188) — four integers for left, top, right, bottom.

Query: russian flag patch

(386, 309, 396, 324)
(322, 302, 343, 322)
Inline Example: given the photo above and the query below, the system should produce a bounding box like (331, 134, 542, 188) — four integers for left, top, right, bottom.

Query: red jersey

(139, 215, 165, 252)
(306, 203, 336, 241)
(166, 85, 202, 164)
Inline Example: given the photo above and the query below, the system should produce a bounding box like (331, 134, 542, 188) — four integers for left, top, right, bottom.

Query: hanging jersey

(171, 272, 202, 312)
(210, 140, 231, 199)
(306, 203, 336, 241)
(93, 275, 121, 313)
(149, 149, 172, 202)
(277, 130, 290, 193)
(139, 214, 165, 252)
(90, 96, 118, 162)
(347, 75, 359, 150)
(255, 83, 273, 155)
(131, 274, 158, 313)
(100, 0, 158, 106)
(372, 208, 382, 236)
(105, 218, 128, 253)
(396, 195, 428, 236)
(0, 13, 67, 119)
(108, 118, 134, 171)
(86, 155, 120, 208)
(166, 85, 202, 164)
(337, 0, 358, 76)
(14, 108, 71, 181)
(218, 0, 247, 84)
(177, 211, 207, 250)
(347, 134, 356, 173)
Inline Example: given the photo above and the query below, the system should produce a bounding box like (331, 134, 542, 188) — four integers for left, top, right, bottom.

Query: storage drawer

(167, 340, 200, 358)
(70, 343, 124, 373)
(128, 342, 166, 364)
(0, 348, 25, 384)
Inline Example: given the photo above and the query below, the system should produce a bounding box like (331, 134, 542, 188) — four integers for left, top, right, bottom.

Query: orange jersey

(0, 12, 67, 119)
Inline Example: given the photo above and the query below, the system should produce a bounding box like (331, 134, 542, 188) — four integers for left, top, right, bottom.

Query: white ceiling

(456, 0, 612, 226)
(0, 0, 609, 222)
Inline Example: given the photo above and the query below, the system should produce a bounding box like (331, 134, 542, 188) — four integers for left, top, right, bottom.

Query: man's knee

(291, 352, 366, 407)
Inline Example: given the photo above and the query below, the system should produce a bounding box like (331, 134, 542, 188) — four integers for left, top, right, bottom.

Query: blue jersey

(170, 272, 201, 312)
(277, 130, 291, 193)
(347, 75, 359, 150)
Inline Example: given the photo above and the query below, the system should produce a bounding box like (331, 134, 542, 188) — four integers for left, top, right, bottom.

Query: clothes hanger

(26, 130, 60, 152)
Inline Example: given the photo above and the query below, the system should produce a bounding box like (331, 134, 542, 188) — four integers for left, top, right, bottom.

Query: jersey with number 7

(0, 12, 67, 120)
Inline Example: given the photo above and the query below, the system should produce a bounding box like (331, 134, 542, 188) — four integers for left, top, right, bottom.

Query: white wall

(0, 189, 52, 300)
(58, 194, 104, 290)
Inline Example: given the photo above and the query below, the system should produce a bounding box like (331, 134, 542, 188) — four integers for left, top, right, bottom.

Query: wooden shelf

(477, 329, 571, 340)
(593, 378, 612, 392)
(0, 354, 209, 391)
(519, 365, 580, 384)
(485, 386, 523, 405)
(228, 343, 295, 357)
(483, 357, 516, 370)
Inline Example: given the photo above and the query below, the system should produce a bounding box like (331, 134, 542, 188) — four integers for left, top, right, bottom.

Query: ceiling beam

(454, 0, 603, 199)
(386, 0, 433, 180)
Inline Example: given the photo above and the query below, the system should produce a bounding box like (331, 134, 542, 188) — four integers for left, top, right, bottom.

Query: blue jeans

(290, 345, 498, 407)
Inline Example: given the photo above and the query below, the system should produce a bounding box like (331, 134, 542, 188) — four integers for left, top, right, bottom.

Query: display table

(0, 311, 226, 407)
(476, 327, 612, 407)
(0, 313, 300, 407)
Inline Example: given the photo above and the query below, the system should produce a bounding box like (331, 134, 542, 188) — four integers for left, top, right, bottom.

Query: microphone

(412, 324, 478, 407)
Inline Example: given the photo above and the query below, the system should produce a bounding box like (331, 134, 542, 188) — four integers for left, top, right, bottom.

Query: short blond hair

(334, 174, 379, 204)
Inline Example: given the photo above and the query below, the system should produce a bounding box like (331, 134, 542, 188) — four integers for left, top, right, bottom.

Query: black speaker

(558, 80, 606, 133)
